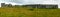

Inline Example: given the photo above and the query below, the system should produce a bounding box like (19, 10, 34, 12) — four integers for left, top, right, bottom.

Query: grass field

(0, 7, 60, 17)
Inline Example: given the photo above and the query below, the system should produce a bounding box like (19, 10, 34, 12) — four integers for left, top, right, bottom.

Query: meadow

(0, 7, 60, 17)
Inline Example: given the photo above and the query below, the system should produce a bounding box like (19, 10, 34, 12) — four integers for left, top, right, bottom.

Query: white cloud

(42, 0, 58, 4)
(0, 0, 59, 4)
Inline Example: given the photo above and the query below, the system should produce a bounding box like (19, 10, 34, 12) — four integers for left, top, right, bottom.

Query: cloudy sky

(0, 0, 59, 4)
(0, 0, 60, 8)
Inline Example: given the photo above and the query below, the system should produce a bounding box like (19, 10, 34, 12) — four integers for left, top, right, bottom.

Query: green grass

(37, 9, 60, 17)
(0, 7, 60, 17)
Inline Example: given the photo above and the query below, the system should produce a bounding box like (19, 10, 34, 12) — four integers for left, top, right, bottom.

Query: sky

(0, 0, 59, 4)
(0, 0, 60, 8)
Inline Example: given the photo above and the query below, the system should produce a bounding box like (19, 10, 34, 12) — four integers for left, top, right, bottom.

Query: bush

(28, 9, 34, 11)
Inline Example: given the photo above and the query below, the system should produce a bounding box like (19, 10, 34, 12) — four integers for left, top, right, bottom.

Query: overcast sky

(0, 0, 59, 4)
(0, 0, 60, 8)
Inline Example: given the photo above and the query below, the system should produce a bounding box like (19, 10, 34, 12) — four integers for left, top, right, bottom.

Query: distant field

(0, 7, 60, 17)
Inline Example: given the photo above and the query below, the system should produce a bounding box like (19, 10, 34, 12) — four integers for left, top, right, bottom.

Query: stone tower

(1, 3, 5, 7)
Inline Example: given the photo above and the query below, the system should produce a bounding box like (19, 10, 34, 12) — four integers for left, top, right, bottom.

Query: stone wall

(23, 4, 58, 9)
(37, 4, 58, 9)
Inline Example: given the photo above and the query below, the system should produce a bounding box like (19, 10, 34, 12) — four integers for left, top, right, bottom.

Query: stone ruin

(23, 4, 58, 9)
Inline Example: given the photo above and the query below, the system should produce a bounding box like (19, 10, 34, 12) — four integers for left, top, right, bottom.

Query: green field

(0, 7, 60, 17)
